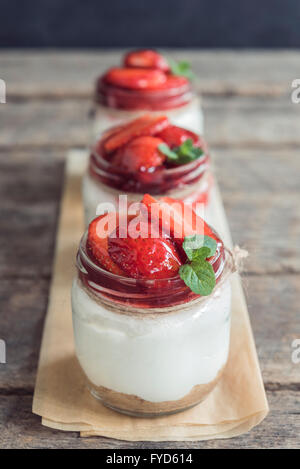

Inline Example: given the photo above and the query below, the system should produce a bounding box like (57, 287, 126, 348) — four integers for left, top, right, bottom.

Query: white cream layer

(72, 278, 231, 402)
(92, 97, 204, 139)
(82, 173, 214, 226)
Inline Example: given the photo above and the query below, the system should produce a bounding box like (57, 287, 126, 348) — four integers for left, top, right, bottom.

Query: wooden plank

(0, 391, 299, 448)
(246, 275, 300, 385)
(1, 96, 300, 149)
(0, 278, 49, 391)
(1, 50, 299, 98)
(0, 274, 299, 391)
(223, 193, 300, 275)
(0, 151, 64, 278)
(204, 95, 300, 148)
(0, 100, 91, 149)
(214, 147, 300, 195)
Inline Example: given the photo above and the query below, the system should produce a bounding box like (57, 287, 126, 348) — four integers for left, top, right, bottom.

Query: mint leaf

(158, 143, 178, 161)
(158, 139, 204, 166)
(169, 59, 196, 81)
(182, 234, 217, 261)
(179, 260, 216, 296)
(179, 234, 217, 296)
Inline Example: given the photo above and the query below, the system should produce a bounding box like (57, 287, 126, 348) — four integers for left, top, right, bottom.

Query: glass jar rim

(76, 231, 234, 313)
(95, 77, 195, 111)
(91, 142, 209, 177)
(96, 77, 193, 100)
(77, 230, 227, 286)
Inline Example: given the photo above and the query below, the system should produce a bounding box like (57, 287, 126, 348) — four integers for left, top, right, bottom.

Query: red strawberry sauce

(76, 229, 225, 309)
(95, 50, 194, 111)
(96, 77, 193, 111)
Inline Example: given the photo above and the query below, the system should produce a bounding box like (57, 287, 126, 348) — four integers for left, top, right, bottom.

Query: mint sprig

(168, 59, 196, 81)
(158, 139, 204, 165)
(179, 235, 217, 296)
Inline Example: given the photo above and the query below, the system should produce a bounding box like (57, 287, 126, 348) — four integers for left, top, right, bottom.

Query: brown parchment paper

(32, 151, 269, 441)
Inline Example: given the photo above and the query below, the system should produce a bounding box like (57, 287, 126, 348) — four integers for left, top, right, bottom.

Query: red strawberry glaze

(124, 50, 170, 72)
(104, 68, 167, 90)
(89, 116, 210, 194)
(96, 77, 192, 111)
(108, 224, 182, 280)
(76, 202, 226, 309)
(111, 136, 165, 173)
(95, 50, 193, 111)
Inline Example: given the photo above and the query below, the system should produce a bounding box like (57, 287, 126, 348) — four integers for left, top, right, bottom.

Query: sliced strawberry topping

(104, 67, 167, 90)
(87, 214, 125, 275)
(103, 115, 169, 154)
(154, 75, 189, 90)
(124, 50, 170, 72)
(108, 224, 182, 279)
(156, 125, 202, 149)
(142, 194, 217, 245)
(111, 136, 165, 173)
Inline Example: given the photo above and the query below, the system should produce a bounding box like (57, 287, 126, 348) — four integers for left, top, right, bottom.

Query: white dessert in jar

(72, 276, 231, 404)
(92, 96, 204, 139)
(71, 198, 234, 417)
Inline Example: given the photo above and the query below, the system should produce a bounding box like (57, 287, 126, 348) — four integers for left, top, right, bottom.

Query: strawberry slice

(111, 136, 165, 173)
(154, 75, 189, 90)
(108, 224, 182, 279)
(103, 115, 169, 154)
(156, 125, 202, 149)
(124, 50, 170, 72)
(142, 194, 216, 244)
(104, 67, 167, 90)
(87, 214, 125, 275)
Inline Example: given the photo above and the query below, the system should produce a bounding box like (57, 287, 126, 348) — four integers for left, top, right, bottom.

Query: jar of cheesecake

(83, 115, 213, 225)
(72, 196, 234, 417)
(92, 49, 204, 137)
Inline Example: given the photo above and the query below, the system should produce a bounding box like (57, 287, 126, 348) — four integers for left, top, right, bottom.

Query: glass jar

(71, 232, 234, 417)
(91, 78, 204, 137)
(83, 138, 213, 225)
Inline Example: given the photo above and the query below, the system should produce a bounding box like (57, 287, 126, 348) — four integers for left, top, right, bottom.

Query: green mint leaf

(179, 260, 216, 296)
(182, 235, 217, 261)
(158, 143, 179, 161)
(186, 246, 211, 262)
(173, 139, 204, 164)
(178, 138, 194, 156)
(158, 139, 204, 166)
(168, 59, 196, 81)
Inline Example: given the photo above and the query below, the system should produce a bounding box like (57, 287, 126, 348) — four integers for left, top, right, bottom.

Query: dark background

(1, 0, 300, 48)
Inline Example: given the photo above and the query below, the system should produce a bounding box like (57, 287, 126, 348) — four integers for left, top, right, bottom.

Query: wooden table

(0, 50, 299, 449)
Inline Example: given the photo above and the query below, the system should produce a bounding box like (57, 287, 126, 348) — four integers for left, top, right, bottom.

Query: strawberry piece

(88, 214, 125, 275)
(124, 50, 170, 72)
(154, 75, 189, 90)
(104, 67, 167, 90)
(103, 115, 169, 154)
(156, 125, 202, 149)
(142, 194, 216, 245)
(108, 224, 182, 279)
(111, 136, 165, 173)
